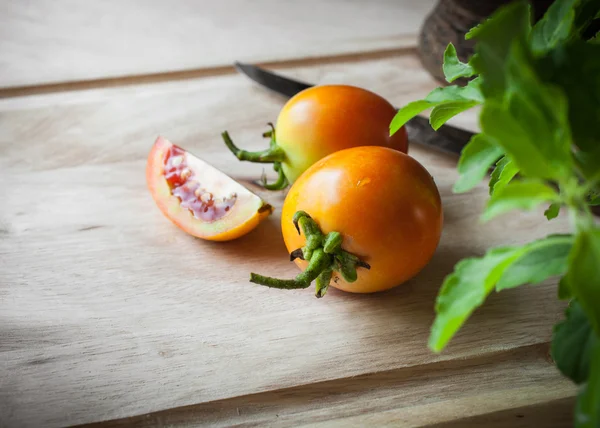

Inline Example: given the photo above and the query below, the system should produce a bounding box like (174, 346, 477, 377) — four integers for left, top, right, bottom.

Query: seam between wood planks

(79, 342, 572, 428)
(0, 46, 417, 100)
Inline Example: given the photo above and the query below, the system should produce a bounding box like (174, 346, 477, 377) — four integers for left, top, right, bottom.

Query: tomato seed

(164, 145, 237, 222)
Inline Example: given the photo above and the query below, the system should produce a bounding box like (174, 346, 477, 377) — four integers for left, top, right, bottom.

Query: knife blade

(234, 62, 474, 156)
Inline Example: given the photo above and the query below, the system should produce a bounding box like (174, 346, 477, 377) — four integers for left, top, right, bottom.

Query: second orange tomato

(223, 85, 408, 189)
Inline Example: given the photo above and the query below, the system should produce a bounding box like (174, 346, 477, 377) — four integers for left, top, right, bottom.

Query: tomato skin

(275, 85, 408, 183)
(281, 146, 442, 293)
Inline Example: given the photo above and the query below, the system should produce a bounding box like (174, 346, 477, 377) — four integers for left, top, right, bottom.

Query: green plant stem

(261, 162, 289, 191)
(573, 203, 595, 232)
(250, 211, 370, 297)
(315, 269, 333, 298)
(250, 248, 331, 289)
(221, 125, 289, 190)
(249, 274, 309, 289)
(558, 174, 594, 233)
(323, 232, 342, 254)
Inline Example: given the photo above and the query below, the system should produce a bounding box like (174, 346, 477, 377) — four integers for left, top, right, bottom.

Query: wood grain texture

(429, 397, 575, 428)
(0, 0, 435, 88)
(0, 54, 573, 427)
(86, 344, 575, 427)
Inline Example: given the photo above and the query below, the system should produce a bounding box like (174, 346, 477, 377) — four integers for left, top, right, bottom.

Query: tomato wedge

(147, 137, 272, 241)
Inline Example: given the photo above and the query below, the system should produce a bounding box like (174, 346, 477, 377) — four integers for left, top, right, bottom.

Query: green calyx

(221, 123, 289, 190)
(250, 211, 371, 298)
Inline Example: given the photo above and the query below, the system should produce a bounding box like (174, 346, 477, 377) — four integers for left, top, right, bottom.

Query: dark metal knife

(234, 62, 475, 156)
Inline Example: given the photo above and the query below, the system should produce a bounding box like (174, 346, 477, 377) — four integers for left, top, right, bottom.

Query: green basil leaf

(430, 235, 571, 352)
(489, 156, 520, 196)
(588, 189, 600, 206)
(443, 43, 476, 82)
(467, 2, 532, 98)
(430, 101, 480, 131)
(482, 179, 560, 221)
(567, 228, 600, 335)
(480, 91, 571, 181)
(425, 77, 484, 103)
(497, 234, 572, 291)
(505, 42, 574, 179)
(530, 0, 576, 52)
(465, 21, 483, 40)
(389, 78, 483, 135)
(536, 42, 600, 156)
(558, 275, 573, 300)
(575, 340, 600, 427)
(429, 247, 525, 352)
(453, 134, 503, 193)
(530, 0, 600, 53)
(552, 300, 598, 384)
(389, 100, 433, 136)
(591, 31, 600, 43)
(576, 147, 600, 182)
(545, 203, 561, 220)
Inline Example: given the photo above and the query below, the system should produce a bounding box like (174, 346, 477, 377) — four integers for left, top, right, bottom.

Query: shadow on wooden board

(428, 397, 576, 428)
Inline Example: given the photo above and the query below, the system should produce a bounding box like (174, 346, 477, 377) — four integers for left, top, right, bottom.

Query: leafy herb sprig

(390, 1, 600, 425)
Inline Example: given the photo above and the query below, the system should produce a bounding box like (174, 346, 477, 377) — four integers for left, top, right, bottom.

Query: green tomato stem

(221, 125, 289, 190)
(261, 162, 289, 191)
(315, 268, 333, 298)
(323, 232, 342, 254)
(296, 249, 332, 284)
(250, 248, 330, 289)
(262, 123, 276, 140)
(249, 274, 309, 289)
(250, 211, 371, 297)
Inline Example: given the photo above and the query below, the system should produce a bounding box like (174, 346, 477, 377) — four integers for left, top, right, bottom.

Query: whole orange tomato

(251, 146, 443, 296)
(222, 85, 408, 189)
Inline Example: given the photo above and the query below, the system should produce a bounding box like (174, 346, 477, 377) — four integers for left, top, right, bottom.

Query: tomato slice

(147, 137, 272, 241)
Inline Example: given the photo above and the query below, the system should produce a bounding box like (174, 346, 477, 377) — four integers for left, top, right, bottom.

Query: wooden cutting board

(0, 54, 576, 427)
(0, 0, 436, 89)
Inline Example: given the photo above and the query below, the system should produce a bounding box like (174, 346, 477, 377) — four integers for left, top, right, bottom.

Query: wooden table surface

(0, 1, 576, 427)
